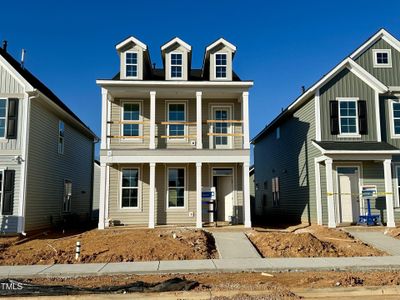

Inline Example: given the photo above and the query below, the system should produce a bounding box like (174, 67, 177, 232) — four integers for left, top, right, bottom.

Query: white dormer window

(126, 52, 138, 78)
(170, 53, 182, 78)
(373, 49, 392, 68)
(215, 53, 227, 78)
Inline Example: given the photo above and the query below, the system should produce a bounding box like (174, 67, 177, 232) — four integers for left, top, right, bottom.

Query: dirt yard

(387, 227, 400, 239)
(247, 225, 385, 257)
(0, 228, 217, 265)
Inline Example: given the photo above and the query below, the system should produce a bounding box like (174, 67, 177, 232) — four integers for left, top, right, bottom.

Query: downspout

(89, 138, 99, 221)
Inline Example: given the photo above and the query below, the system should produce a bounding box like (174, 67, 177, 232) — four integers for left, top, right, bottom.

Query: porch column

(98, 162, 108, 229)
(243, 162, 252, 228)
(242, 91, 250, 149)
(101, 88, 108, 150)
(383, 159, 396, 227)
(149, 162, 156, 228)
(149, 91, 156, 149)
(325, 159, 336, 228)
(196, 162, 202, 228)
(196, 92, 203, 149)
(314, 159, 323, 225)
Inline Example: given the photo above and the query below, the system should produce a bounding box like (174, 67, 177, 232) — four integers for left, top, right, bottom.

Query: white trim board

(161, 37, 191, 52)
(116, 36, 147, 51)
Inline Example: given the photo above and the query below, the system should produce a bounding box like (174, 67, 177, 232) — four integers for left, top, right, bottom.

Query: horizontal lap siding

(25, 99, 93, 231)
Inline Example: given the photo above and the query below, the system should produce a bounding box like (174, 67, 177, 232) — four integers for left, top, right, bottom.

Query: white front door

(216, 176, 233, 221)
(337, 167, 360, 223)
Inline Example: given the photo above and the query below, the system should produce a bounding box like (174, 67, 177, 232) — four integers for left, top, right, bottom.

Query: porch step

(212, 232, 261, 259)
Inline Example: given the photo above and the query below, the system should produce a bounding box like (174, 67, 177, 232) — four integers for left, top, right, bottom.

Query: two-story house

(252, 29, 400, 228)
(0, 42, 97, 234)
(97, 36, 253, 229)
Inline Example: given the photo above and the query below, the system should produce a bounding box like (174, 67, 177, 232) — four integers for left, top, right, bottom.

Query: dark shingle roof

(0, 47, 95, 137)
(313, 141, 399, 152)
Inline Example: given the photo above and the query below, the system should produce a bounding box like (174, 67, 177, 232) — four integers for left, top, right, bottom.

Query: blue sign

(202, 191, 213, 198)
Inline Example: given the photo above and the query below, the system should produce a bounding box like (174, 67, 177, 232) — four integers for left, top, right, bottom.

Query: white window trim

(0, 169, 4, 215)
(58, 120, 65, 154)
(166, 166, 187, 210)
(210, 104, 233, 149)
(0, 98, 8, 140)
(170, 52, 183, 79)
(120, 167, 142, 210)
(62, 179, 72, 213)
(121, 100, 143, 143)
(389, 99, 400, 139)
(166, 101, 188, 143)
(125, 51, 139, 79)
(373, 49, 392, 68)
(214, 52, 228, 79)
(337, 97, 361, 138)
(394, 165, 400, 208)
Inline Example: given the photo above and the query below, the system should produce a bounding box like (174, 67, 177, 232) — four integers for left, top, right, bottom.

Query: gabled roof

(312, 141, 400, 154)
(205, 38, 236, 52)
(161, 37, 191, 52)
(350, 28, 400, 59)
(115, 36, 147, 51)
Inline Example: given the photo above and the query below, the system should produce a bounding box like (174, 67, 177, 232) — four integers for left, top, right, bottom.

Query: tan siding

(24, 98, 93, 231)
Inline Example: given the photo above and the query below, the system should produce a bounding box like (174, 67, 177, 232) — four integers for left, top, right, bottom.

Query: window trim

(170, 52, 183, 79)
(166, 101, 188, 142)
(62, 179, 72, 213)
(372, 49, 392, 68)
(389, 99, 400, 139)
(166, 166, 187, 210)
(120, 167, 142, 210)
(121, 100, 143, 143)
(337, 97, 360, 137)
(0, 98, 8, 140)
(125, 51, 139, 79)
(210, 104, 233, 149)
(58, 120, 65, 154)
(394, 165, 400, 208)
(214, 52, 228, 79)
(271, 176, 280, 207)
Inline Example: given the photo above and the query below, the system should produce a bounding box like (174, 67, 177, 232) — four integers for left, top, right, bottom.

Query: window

(168, 103, 186, 139)
(215, 109, 229, 146)
(126, 52, 138, 78)
(122, 102, 141, 137)
(63, 180, 72, 213)
(339, 100, 358, 135)
(392, 102, 400, 136)
(170, 53, 182, 78)
(276, 127, 280, 139)
(215, 53, 227, 78)
(0, 99, 6, 138)
(167, 168, 185, 208)
(272, 177, 280, 207)
(121, 169, 139, 208)
(373, 49, 392, 67)
(58, 121, 65, 154)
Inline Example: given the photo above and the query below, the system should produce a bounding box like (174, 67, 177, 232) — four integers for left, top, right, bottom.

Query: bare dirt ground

(387, 227, 400, 239)
(26, 271, 400, 299)
(0, 228, 217, 265)
(247, 225, 385, 257)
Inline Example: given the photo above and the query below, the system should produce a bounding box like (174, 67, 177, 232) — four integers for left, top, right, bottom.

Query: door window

(213, 107, 231, 148)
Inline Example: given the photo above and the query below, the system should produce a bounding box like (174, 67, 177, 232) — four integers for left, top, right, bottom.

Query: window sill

(337, 134, 362, 138)
(0, 139, 9, 143)
(373, 64, 392, 68)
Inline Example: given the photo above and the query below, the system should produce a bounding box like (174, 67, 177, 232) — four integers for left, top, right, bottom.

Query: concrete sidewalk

(1, 256, 400, 278)
(212, 232, 261, 259)
(345, 229, 400, 256)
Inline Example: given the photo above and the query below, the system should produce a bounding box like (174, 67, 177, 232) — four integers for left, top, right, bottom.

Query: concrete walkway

(212, 232, 261, 259)
(345, 229, 400, 256)
(1, 256, 400, 278)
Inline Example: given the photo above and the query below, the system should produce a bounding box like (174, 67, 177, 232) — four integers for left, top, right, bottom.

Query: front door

(212, 168, 234, 222)
(212, 107, 232, 149)
(337, 167, 360, 223)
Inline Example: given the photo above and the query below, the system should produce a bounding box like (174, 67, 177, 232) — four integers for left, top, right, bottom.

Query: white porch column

(196, 162, 202, 228)
(196, 92, 203, 149)
(101, 88, 108, 150)
(243, 162, 252, 227)
(242, 91, 250, 149)
(325, 159, 336, 228)
(383, 159, 396, 227)
(98, 163, 108, 229)
(314, 159, 323, 225)
(149, 91, 156, 149)
(149, 162, 156, 228)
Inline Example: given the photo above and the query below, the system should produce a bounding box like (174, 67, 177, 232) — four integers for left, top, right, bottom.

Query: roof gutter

(96, 80, 253, 88)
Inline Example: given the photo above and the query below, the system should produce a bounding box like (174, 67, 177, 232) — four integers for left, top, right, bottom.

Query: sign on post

(202, 187, 216, 223)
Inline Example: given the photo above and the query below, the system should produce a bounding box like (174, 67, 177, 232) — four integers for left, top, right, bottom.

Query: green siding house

(252, 29, 400, 228)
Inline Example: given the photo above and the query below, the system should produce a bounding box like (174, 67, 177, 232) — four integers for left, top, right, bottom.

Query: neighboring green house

(0, 42, 98, 234)
(252, 29, 400, 228)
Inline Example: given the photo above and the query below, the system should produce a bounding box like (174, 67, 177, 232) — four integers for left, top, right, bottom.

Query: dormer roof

(205, 38, 236, 53)
(161, 37, 191, 52)
(116, 36, 147, 52)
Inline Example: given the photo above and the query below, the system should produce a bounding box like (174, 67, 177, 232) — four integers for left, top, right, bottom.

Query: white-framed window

(0, 99, 7, 138)
(338, 99, 359, 135)
(121, 168, 140, 208)
(167, 167, 185, 208)
(391, 101, 400, 138)
(170, 53, 183, 79)
(215, 53, 227, 78)
(211, 106, 232, 149)
(63, 180, 72, 213)
(122, 102, 142, 138)
(125, 51, 138, 78)
(272, 177, 280, 207)
(276, 127, 280, 139)
(58, 120, 65, 154)
(167, 102, 186, 140)
(373, 49, 392, 68)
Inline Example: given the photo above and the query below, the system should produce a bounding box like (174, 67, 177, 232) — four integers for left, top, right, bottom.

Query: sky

(1, 0, 400, 159)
